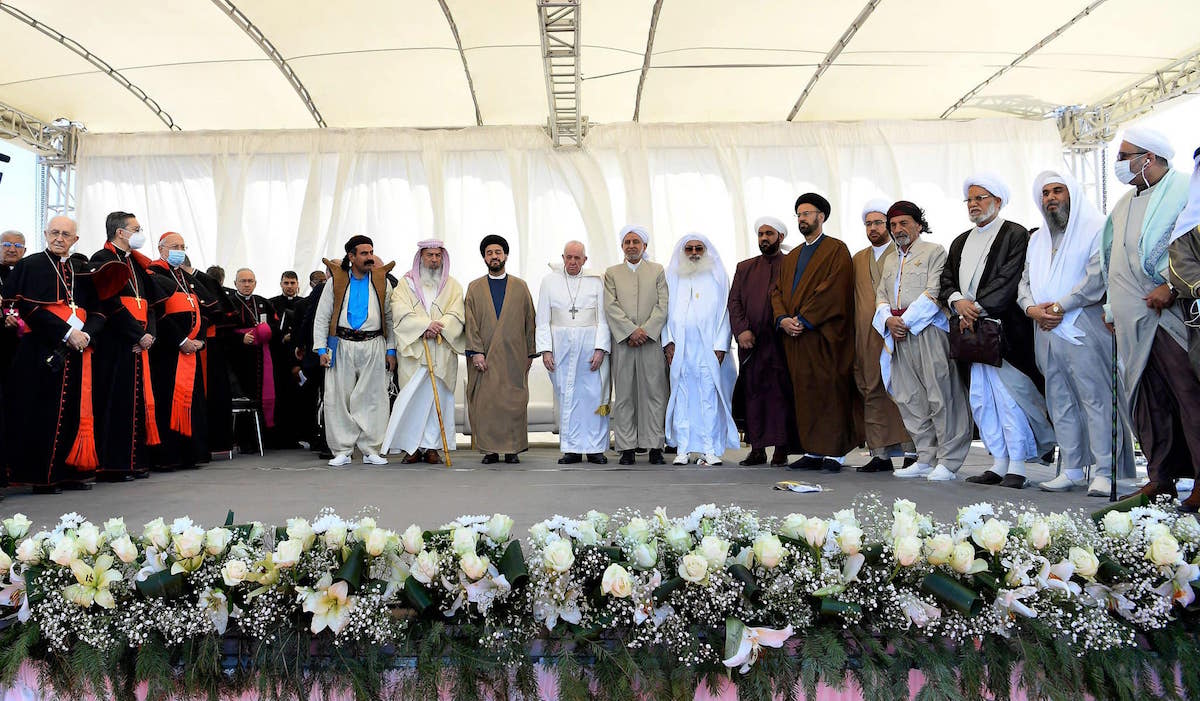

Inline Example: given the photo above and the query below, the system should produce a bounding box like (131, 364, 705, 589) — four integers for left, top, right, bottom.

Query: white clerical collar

(488, 272, 507, 280)
(972, 216, 1004, 236)
(871, 242, 890, 260)
(802, 233, 825, 247)
(626, 259, 642, 271)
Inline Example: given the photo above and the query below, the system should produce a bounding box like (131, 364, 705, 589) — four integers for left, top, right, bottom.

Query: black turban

(886, 200, 923, 221)
(344, 234, 373, 254)
(794, 192, 831, 221)
(479, 234, 509, 256)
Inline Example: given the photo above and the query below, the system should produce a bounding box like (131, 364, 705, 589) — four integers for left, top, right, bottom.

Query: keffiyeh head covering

(404, 239, 450, 308)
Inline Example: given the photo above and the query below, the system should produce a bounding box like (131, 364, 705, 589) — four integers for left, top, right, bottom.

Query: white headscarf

(1123, 126, 1175, 161)
(963, 171, 1011, 208)
(752, 216, 788, 238)
(1027, 170, 1105, 344)
(1171, 149, 1200, 241)
(861, 198, 892, 223)
(618, 224, 651, 261)
(665, 233, 729, 293)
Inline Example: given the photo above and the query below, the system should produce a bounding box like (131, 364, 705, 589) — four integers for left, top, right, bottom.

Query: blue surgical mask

(166, 250, 186, 267)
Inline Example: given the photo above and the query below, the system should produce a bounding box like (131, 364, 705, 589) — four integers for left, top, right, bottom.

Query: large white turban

(861, 198, 892, 223)
(1122, 126, 1175, 161)
(962, 171, 1011, 208)
(752, 215, 788, 237)
(618, 224, 649, 246)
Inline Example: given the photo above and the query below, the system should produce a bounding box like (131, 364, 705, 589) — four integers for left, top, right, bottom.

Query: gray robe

(603, 259, 669, 451)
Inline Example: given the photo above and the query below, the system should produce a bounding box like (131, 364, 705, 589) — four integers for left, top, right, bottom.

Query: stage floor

(1, 442, 1150, 531)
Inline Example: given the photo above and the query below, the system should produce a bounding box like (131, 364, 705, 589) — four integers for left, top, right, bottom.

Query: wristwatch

(1050, 303, 1062, 315)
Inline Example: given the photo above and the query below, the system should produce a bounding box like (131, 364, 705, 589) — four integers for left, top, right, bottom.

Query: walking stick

(422, 337, 452, 467)
(1111, 331, 1118, 502)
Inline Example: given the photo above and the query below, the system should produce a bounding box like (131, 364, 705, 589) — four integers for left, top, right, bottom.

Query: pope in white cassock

(662, 234, 739, 466)
(536, 241, 612, 464)
(383, 240, 465, 463)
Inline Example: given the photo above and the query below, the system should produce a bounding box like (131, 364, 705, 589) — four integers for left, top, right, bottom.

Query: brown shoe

(1178, 490, 1200, 513)
(770, 448, 789, 466)
(403, 452, 423, 464)
(425, 449, 441, 464)
(965, 470, 1004, 485)
(1121, 481, 1178, 502)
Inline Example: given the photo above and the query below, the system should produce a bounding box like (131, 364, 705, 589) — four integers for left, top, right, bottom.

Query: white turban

(861, 198, 892, 223)
(1171, 148, 1200, 240)
(1122, 126, 1175, 161)
(752, 215, 788, 237)
(618, 224, 649, 246)
(963, 171, 1011, 208)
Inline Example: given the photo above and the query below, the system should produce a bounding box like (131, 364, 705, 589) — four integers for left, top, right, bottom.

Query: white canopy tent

(1, 0, 1198, 294)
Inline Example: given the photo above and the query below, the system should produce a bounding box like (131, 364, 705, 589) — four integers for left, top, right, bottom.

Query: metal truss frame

(538, 0, 586, 148)
(786, 0, 882, 121)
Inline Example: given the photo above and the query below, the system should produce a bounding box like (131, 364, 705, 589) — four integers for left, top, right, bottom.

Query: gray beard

(678, 256, 714, 278)
(1043, 203, 1070, 233)
(969, 203, 998, 226)
(419, 267, 441, 286)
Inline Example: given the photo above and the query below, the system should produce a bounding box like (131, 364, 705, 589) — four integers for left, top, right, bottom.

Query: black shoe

(134, 471, 150, 479)
(739, 450, 768, 466)
(504, 453, 520, 464)
(902, 455, 917, 467)
(856, 457, 893, 473)
(61, 481, 93, 491)
(788, 455, 823, 471)
(97, 473, 135, 483)
(821, 459, 842, 473)
(770, 448, 789, 466)
(557, 453, 582, 464)
(648, 449, 665, 465)
(664, 446, 677, 455)
(965, 470, 1004, 485)
(618, 450, 635, 465)
(482, 453, 500, 464)
(587, 453, 608, 464)
(1040, 448, 1057, 465)
(318, 450, 335, 460)
(1000, 474, 1027, 489)
(32, 485, 63, 495)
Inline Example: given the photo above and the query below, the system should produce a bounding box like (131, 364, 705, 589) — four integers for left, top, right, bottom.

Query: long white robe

(383, 274, 465, 455)
(536, 271, 611, 454)
(662, 271, 738, 456)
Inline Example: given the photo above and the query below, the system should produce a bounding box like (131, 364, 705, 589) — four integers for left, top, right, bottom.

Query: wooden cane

(422, 337, 452, 467)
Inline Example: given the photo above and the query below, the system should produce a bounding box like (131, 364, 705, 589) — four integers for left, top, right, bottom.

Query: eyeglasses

(161, 244, 187, 251)
(963, 195, 994, 205)
(1116, 150, 1147, 162)
(864, 218, 886, 227)
(0, 242, 25, 249)
(45, 229, 74, 240)
(121, 226, 143, 234)
(683, 245, 705, 253)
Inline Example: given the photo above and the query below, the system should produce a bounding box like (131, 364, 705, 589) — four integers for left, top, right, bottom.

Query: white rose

(623, 517, 651, 543)
(894, 536, 922, 567)
(49, 536, 78, 566)
(3, 514, 32, 539)
(838, 526, 863, 556)
(323, 525, 348, 551)
(451, 527, 478, 557)
(753, 533, 785, 569)
(274, 539, 303, 568)
(924, 535, 955, 566)
(574, 521, 598, 546)
(400, 525, 423, 555)
(631, 542, 657, 569)
(365, 528, 392, 557)
(665, 525, 693, 554)
(286, 518, 316, 549)
(460, 552, 490, 581)
(891, 513, 919, 540)
(486, 514, 514, 542)
(16, 538, 42, 564)
(1144, 522, 1171, 542)
(1147, 534, 1183, 567)
(352, 517, 377, 542)
(893, 499, 917, 517)
(110, 534, 139, 563)
(601, 563, 633, 598)
(205, 528, 233, 556)
(75, 523, 101, 555)
(950, 542, 978, 574)
(697, 536, 730, 569)
(972, 518, 1010, 555)
(779, 514, 807, 540)
(1102, 511, 1133, 538)
(732, 546, 755, 569)
(173, 526, 206, 559)
(0, 550, 11, 578)
(833, 509, 859, 528)
(1068, 546, 1100, 579)
(543, 539, 575, 573)
(222, 559, 249, 587)
(678, 553, 709, 583)
(143, 518, 171, 550)
(803, 519, 829, 549)
(412, 550, 440, 584)
(1027, 520, 1051, 551)
(529, 523, 551, 544)
(585, 510, 610, 535)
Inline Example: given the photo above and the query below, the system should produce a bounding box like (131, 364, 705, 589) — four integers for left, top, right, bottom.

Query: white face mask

(1114, 155, 1147, 186)
(127, 230, 146, 249)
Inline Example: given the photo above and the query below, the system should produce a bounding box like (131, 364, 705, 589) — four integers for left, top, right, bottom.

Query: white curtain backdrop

(76, 119, 1063, 300)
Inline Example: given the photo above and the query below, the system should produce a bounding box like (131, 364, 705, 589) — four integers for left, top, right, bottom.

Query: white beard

(677, 255, 714, 278)
(419, 266, 441, 287)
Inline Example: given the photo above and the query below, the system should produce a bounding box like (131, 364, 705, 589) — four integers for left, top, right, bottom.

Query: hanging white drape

(76, 119, 1062, 299)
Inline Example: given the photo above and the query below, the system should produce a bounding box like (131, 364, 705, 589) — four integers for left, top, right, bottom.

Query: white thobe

(536, 272, 611, 454)
(952, 218, 1054, 462)
(662, 273, 738, 456)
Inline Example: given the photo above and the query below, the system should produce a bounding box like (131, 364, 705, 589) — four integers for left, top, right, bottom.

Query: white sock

(1065, 467, 1085, 481)
(1007, 461, 1026, 477)
(990, 458, 1009, 476)
(913, 462, 932, 471)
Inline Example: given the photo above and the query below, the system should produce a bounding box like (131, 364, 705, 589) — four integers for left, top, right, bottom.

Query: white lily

(1036, 559, 1081, 596)
(1155, 563, 1200, 609)
(63, 555, 122, 610)
(722, 622, 794, 674)
(298, 574, 356, 635)
(1082, 582, 1136, 620)
(533, 586, 581, 630)
(200, 587, 240, 635)
(0, 566, 31, 623)
(994, 586, 1039, 624)
(136, 546, 168, 583)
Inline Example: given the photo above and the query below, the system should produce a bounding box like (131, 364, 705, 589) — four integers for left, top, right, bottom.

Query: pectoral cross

(569, 305, 579, 319)
(69, 300, 78, 313)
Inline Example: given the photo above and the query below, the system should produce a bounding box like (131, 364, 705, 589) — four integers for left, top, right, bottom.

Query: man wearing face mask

(89, 211, 167, 482)
(1101, 127, 1200, 503)
(145, 233, 217, 469)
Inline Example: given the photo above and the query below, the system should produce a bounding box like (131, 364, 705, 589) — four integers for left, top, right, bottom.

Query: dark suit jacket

(938, 219, 1042, 390)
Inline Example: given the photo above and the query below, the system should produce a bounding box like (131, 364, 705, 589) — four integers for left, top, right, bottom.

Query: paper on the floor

(773, 481, 824, 493)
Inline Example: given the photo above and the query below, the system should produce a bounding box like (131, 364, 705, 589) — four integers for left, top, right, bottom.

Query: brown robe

(1169, 224, 1200, 377)
(771, 235, 861, 457)
(464, 274, 536, 454)
(851, 245, 911, 452)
